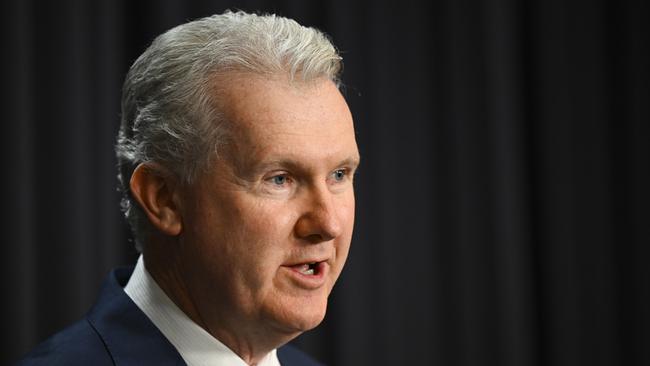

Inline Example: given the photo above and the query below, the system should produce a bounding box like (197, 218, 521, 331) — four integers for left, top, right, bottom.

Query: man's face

(176, 74, 359, 339)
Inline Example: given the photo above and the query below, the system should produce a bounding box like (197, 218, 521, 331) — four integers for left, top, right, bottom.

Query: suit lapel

(86, 267, 186, 366)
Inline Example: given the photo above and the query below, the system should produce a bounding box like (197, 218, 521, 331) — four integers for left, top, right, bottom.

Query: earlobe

(129, 163, 183, 236)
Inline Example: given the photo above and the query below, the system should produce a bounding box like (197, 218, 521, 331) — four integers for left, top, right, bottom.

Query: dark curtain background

(2, 1, 649, 365)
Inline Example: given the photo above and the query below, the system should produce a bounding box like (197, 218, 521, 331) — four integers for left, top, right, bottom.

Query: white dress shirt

(124, 255, 281, 366)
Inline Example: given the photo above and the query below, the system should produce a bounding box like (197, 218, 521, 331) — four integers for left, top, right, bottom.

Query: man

(18, 10, 359, 366)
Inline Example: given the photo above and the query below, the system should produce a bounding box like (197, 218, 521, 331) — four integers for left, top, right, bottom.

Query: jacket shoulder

(16, 318, 113, 366)
(277, 344, 324, 366)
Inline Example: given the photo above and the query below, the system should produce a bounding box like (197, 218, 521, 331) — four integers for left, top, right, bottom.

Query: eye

(270, 174, 289, 186)
(331, 169, 347, 182)
(261, 172, 295, 195)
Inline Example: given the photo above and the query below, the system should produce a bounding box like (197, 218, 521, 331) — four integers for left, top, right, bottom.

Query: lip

(281, 261, 329, 290)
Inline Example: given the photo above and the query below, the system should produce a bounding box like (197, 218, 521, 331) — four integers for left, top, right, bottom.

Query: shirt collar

(124, 255, 281, 366)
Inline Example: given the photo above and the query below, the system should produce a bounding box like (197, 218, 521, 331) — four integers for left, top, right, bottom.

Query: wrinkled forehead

(207, 73, 357, 173)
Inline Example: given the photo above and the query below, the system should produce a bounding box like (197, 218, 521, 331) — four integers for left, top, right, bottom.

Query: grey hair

(116, 10, 342, 251)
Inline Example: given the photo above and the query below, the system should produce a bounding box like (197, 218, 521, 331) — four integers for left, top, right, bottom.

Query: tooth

(293, 263, 316, 275)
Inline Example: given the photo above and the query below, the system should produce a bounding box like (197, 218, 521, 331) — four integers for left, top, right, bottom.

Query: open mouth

(290, 261, 323, 276)
(283, 260, 329, 289)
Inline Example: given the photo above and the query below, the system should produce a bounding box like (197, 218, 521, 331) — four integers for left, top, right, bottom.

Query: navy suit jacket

(17, 267, 322, 366)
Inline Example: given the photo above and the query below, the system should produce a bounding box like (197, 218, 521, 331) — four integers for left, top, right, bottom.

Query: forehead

(213, 74, 358, 170)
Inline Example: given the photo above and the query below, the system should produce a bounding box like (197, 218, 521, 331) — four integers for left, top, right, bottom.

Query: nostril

(304, 234, 327, 244)
(294, 199, 341, 242)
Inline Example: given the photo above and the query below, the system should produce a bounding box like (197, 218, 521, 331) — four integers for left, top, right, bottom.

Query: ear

(129, 163, 183, 236)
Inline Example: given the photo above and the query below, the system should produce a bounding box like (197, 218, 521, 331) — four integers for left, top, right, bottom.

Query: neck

(142, 237, 297, 365)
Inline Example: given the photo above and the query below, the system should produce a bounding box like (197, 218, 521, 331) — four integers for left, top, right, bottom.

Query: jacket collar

(86, 267, 186, 365)
(85, 267, 314, 365)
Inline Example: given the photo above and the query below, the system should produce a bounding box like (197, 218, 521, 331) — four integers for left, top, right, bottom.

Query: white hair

(116, 11, 342, 251)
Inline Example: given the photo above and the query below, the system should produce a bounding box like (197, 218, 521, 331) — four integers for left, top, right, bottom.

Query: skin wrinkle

(139, 73, 359, 365)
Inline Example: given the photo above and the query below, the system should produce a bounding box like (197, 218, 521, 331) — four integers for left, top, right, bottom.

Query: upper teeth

(300, 263, 316, 275)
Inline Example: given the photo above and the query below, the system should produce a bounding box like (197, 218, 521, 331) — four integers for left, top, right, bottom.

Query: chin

(267, 296, 329, 335)
(292, 306, 327, 332)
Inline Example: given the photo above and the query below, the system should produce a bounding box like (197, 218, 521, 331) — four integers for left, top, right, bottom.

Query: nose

(295, 185, 343, 243)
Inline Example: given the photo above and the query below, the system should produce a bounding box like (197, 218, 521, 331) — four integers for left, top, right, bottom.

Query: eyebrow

(250, 155, 361, 175)
(338, 156, 361, 169)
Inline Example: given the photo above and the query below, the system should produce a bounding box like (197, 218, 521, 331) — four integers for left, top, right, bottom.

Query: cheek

(234, 200, 301, 270)
(241, 199, 300, 240)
